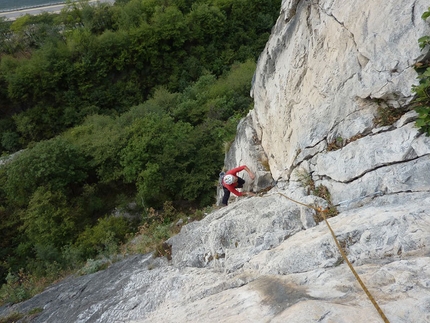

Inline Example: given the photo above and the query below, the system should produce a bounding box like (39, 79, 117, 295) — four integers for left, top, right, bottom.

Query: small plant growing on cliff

(374, 103, 407, 127)
(327, 133, 364, 151)
(78, 259, 111, 276)
(296, 170, 315, 195)
(412, 8, 430, 135)
(312, 184, 339, 222)
(327, 136, 344, 151)
(260, 157, 270, 171)
(0, 271, 31, 304)
(412, 73, 430, 135)
(418, 9, 430, 48)
(0, 307, 42, 323)
(296, 170, 338, 220)
(0, 312, 23, 323)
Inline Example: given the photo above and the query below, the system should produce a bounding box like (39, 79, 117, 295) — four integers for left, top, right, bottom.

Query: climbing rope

(266, 192, 390, 323)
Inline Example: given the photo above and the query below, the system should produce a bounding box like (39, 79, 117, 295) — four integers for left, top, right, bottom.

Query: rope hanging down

(270, 192, 390, 323)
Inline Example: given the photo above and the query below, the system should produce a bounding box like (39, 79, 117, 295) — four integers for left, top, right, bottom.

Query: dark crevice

(293, 113, 421, 177)
(321, 154, 427, 185)
(383, 188, 430, 196)
(318, 3, 357, 48)
(303, 137, 326, 150)
(326, 103, 373, 138)
(280, 0, 301, 24)
(337, 72, 357, 91)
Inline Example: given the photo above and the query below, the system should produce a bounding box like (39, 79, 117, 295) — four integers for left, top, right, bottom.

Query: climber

(221, 165, 256, 206)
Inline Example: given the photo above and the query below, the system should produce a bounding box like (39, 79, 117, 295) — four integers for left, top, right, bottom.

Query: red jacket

(223, 165, 246, 196)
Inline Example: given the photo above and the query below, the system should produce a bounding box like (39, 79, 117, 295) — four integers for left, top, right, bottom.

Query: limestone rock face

(250, 0, 430, 182)
(2, 0, 430, 322)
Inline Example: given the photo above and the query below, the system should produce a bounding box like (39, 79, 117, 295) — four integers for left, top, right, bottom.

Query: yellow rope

(271, 192, 390, 323)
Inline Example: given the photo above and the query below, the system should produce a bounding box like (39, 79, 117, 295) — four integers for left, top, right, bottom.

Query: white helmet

(224, 174, 234, 185)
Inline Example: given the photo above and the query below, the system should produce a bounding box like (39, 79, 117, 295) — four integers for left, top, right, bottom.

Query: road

(0, 0, 115, 21)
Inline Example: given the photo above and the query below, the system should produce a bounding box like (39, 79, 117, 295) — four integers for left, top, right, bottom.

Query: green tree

(2, 43, 65, 113)
(74, 215, 132, 259)
(172, 73, 217, 124)
(187, 3, 226, 46)
(7, 13, 61, 53)
(84, 3, 115, 34)
(121, 114, 194, 207)
(3, 137, 89, 207)
(113, 0, 157, 30)
(0, 118, 21, 153)
(181, 120, 224, 206)
(0, 17, 14, 54)
(64, 114, 127, 184)
(23, 186, 78, 249)
(0, 203, 22, 284)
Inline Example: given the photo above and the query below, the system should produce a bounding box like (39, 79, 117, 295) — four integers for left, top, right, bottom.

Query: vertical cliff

(245, 0, 430, 197)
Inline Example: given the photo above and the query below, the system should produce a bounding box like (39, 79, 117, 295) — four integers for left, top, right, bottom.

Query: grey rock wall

(250, 0, 430, 182)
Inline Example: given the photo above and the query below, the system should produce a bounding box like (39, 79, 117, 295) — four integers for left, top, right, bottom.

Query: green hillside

(0, 0, 281, 304)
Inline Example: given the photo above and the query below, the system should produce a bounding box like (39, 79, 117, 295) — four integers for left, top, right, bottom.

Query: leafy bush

(1, 131, 20, 152)
(63, 114, 128, 184)
(0, 312, 24, 323)
(413, 8, 430, 135)
(413, 74, 430, 135)
(121, 113, 195, 207)
(23, 187, 78, 248)
(74, 216, 133, 260)
(78, 258, 111, 275)
(0, 270, 32, 304)
(3, 137, 88, 207)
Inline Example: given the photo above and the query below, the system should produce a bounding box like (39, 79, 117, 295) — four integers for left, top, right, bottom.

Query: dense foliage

(0, 0, 279, 148)
(0, 0, 281, 301)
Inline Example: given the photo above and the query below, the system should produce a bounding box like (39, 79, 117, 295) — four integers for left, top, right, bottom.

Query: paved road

(0, 0, 115, 21)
